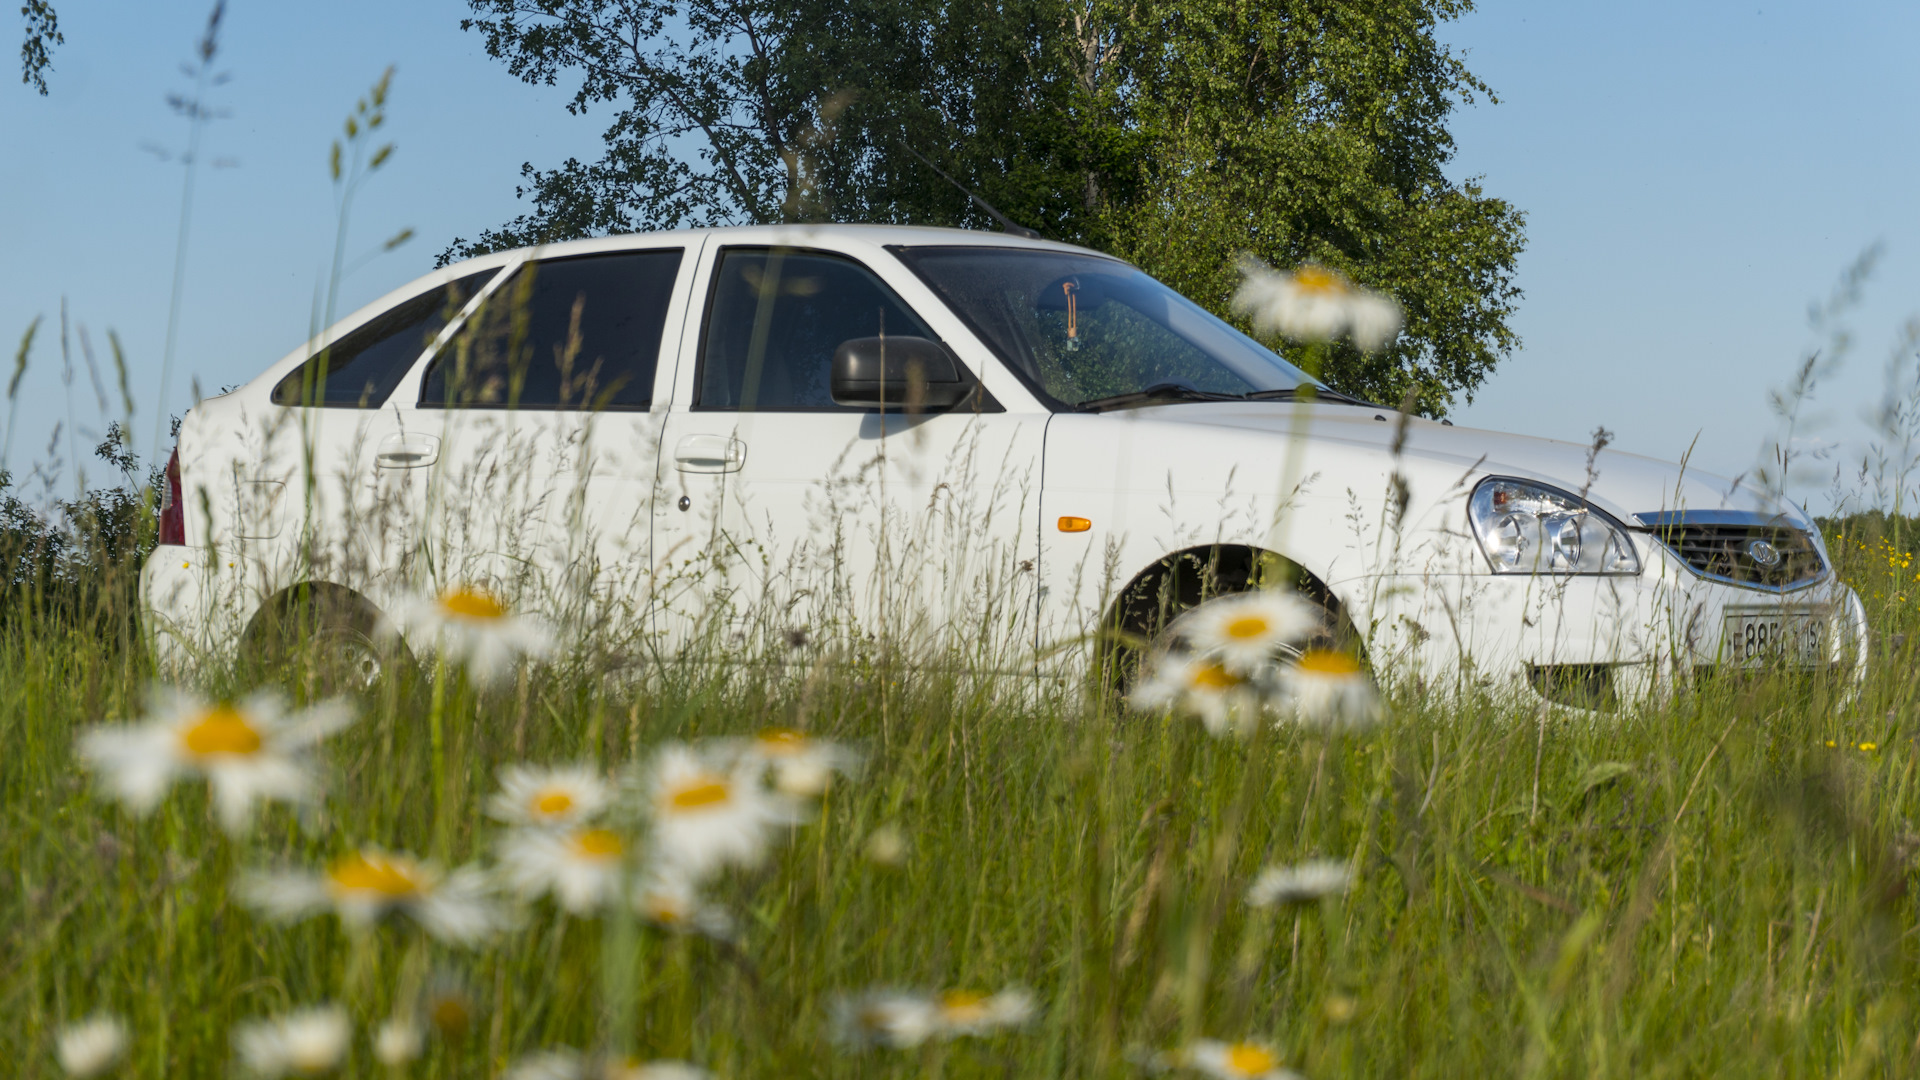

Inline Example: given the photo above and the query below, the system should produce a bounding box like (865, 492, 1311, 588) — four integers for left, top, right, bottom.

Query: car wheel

(245, 588, 408, 697)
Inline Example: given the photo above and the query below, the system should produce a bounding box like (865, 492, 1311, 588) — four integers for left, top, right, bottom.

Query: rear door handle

(674, 434, 745, 473)
(375, 432, 440, 469)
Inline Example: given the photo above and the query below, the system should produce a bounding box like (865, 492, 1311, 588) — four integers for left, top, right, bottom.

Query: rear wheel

(244, 587, 407, 697)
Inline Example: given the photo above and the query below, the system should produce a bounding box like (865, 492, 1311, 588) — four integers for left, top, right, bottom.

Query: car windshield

(891, 245, 1317, 410)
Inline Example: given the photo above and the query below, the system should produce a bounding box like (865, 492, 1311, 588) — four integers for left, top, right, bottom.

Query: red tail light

(159, 447, 185, 546)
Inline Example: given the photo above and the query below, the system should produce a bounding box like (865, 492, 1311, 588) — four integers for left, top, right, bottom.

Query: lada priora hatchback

(140, 225, 1867, 705)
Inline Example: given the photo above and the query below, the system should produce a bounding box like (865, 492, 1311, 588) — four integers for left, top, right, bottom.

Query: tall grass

(1, 508, 1917, 1077)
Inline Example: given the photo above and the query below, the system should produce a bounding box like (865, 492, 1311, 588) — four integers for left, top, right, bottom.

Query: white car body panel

(140, 225, 1867, 702)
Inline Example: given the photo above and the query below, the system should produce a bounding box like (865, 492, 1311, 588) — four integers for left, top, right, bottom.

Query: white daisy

(830, 991, 941, 1050)
(488, 763, 612, 829)
(76, 688, 353, 834)
(233, 1005, 350, 1078)
(497, 825, 630, 915)
(1246, 858, 1353, 907)
(1179, 1039, 1303, 1080)
(55, 1014, 128, 1078)
(1130, 651, 1265, 737)
(634, 869, 734, 939)
(504, 1050, 585, 1080)
(933, 987, 1037, 1037)
(390, 584, 553, 687)
(862, 824, 908, 867)
(372, 1018, 424, 1068)
(1181, 591, 1318, 676)
(641, 743, 803, 881)
(601, 1058, 713, 1080)
(421, 975, 478, 1038)
(739, 728, 860, 797)
(238, 848, 505, 946)
(1275, 649, 1380, 730)
(1231, 257, 1402, 352)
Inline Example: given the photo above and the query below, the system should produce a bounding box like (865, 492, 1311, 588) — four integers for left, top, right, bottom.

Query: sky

(4, 0, 1918, 512)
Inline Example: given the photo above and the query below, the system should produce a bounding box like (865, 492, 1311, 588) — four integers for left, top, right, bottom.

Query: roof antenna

(899, 141, 1043, 240)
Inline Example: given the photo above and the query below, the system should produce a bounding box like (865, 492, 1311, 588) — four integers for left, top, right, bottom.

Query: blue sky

(4, 0, 1918, 510)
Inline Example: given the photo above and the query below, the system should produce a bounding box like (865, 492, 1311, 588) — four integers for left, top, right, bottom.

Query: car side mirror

(830, 336, 974, 410)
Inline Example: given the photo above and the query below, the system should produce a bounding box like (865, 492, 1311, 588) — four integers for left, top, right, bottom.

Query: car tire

(244, 587, 408, 697)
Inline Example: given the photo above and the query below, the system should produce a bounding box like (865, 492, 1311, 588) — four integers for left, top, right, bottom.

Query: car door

(653, 236, 1047, 660)
(382, 243, 694, 633)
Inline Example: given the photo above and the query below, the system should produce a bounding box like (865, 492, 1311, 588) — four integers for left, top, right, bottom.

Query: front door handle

(375, 432, 440, 469)
(674, 434, 746, 473)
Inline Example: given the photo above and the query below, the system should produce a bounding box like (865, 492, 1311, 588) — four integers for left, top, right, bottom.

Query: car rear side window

(420, 249, 683, 410)
(696, 248, 939, 411)
(271, 270, 494, 408)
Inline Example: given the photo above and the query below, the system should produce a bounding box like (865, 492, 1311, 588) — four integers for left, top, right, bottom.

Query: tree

(19, 0, 61, 95)
(451, 0, 1524, 415)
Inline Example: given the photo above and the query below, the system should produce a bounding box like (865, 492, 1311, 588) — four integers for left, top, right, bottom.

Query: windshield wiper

(1238, 386, 1379, 408)
(1077, 383, 1244, 412)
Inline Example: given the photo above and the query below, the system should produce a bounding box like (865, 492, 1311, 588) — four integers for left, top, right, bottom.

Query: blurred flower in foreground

(489, 764, 613, 829)
(239, 848, 503, 946)
(390, 584, 552, 686)
(1130, 652, 1262, 737)
(233, 1005, 350, 1078)
(831, 986, 1035, 1049)
(77, 688, 353, 834)
(422, 974, 478, 1039)
(831, 991, 940, 1050)
(498, 825, 629, 915)
(373, 1018, 424, 1068)
(933, 987, 1037, 1037)
(503, 1049, 711, 1080)
(1167, 1039, 1304, 1080)
(1183, 591, 1318, 676)
(635, 870, 733, 939)
(863, 823, 908, 867)
(642, 743, 803, 880)
(1246, 859, 1352, 907)
(1231, 256, 1401, 352)
(741, 728, 861, 797)
(55, 1014, 128, 1078)
(1275, 649, 1379, 730)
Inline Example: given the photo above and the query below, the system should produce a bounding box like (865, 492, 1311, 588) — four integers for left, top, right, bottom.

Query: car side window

(696, 248, 940, 411)
(271, 270, 493, 408)
(420, 249, 683, 410)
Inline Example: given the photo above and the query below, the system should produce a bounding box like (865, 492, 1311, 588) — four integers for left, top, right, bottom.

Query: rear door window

(696, 248, 940, 411)
(271, 269, 493, 408)
(421, 249, 683, 410)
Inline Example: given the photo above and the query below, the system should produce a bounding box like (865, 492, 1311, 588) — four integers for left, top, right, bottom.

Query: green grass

(3, 520, 1920, 1078)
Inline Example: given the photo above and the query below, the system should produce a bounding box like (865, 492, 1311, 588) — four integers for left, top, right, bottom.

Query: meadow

(1, 481, 1917, 1079)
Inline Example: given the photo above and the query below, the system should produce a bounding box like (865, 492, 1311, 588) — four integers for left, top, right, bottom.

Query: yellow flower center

(326, 853, 425, 899)
(1296, 649, 1361, 676)
(1226, 1042, 1279, 1076)
(439, 587, 507, 620)
(756, 727, 807, 755)
(1189, 662, 1240, 691)
(180, 704, 263, 757)
(1225, 615, 1271, 640)
(1292, 265, 1348, 296)
(666, 775, 733, 811)
(569, 828, 624, 860)
(427, 995, 471, 1036)
(940, 990, 989, 1021)
(532, 790, 575, 816)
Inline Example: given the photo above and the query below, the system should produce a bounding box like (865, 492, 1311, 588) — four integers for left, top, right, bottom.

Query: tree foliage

(450, 0, 1524, 414)
(19, 0, 60, 95)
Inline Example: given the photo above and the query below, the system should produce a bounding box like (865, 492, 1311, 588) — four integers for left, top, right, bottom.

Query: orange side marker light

(1057, 516, 1092, 533)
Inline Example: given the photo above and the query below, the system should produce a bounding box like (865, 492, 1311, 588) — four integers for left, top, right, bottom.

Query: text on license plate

(1722, 611, 1827, 667)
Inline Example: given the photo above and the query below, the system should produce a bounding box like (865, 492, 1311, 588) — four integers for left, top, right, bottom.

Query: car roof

(463, 223, 1109, 269)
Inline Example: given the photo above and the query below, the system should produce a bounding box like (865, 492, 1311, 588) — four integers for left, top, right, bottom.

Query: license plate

(1722, 610, 1827, 668)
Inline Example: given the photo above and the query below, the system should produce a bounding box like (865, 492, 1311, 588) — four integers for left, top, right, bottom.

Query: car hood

(1128, 402, 1809, 529)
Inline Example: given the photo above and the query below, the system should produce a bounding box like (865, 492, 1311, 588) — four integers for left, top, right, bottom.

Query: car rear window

(271, 270, 494, 408)
(420, 249, 683, 410)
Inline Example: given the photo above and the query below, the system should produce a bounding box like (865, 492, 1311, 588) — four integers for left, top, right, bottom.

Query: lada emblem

(1746, 538, 1782, 567)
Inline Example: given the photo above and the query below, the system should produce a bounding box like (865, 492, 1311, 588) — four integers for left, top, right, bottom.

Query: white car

(141, 225, 1866, 705)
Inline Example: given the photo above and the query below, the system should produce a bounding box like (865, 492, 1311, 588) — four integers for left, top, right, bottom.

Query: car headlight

(1468, 477, 1640, 574)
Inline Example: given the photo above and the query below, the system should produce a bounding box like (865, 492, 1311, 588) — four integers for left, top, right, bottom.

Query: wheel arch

(1100, 543, 1365, 657)
(240, 580, 386, 653)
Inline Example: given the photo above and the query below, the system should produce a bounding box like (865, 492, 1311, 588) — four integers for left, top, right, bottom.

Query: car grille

(1636, 514, 1826, 590)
